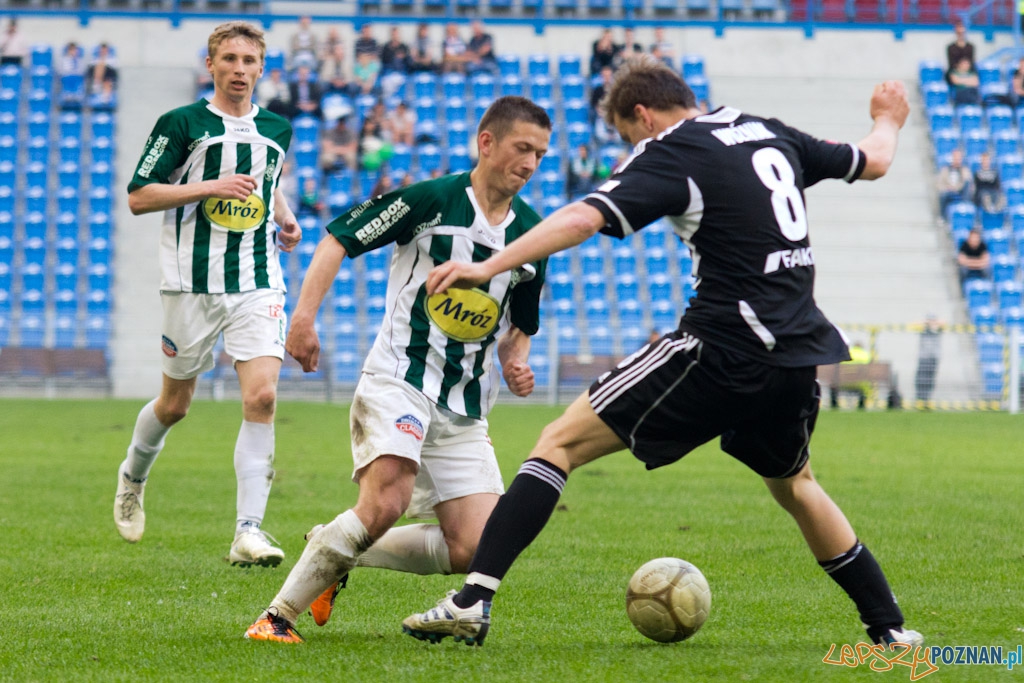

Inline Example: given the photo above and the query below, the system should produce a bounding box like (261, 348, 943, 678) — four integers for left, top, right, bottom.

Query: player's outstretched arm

(857, 80, 910, 181)
(498, 326, 534, 397)
(286, 235, 347, 373)
(127, 173, 259, 215)
(426, 201, 605, 294)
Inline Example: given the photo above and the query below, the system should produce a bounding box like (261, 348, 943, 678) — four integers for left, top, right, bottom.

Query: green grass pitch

(1, 399, 1022, 682)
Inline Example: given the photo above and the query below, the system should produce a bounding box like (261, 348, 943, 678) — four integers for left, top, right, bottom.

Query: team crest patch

(161, 335, 178, 358)
(395, 414, 424, 440)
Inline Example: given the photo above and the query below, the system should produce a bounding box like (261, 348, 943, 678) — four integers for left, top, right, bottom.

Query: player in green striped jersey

(114, 22, 301, 568)
(245, 96, 551, 642)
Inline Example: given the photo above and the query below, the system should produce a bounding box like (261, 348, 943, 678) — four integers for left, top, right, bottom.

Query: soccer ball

(625, 557, 711, 643)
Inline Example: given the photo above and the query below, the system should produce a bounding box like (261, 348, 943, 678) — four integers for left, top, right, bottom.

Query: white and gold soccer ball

(625, 557, 711, 643)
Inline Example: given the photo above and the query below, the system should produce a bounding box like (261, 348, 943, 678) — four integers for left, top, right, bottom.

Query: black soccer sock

(819, 541, 904, 642)
(453, 458, 568, 609)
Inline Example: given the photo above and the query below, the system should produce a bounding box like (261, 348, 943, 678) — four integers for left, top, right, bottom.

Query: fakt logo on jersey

(202, 194, 267, 232)
(425, 287, 501, 343)
(161, 335, 178, 358)
(395, 415, 424, 440)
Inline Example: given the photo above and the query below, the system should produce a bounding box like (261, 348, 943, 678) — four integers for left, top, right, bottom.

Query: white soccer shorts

(350, 373, 504, 519)
(159, 290, 286, 380)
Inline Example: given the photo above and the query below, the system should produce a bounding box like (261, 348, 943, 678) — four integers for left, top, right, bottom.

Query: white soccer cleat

(875, 627, 925, 648)
(114, 461, 146, 543)
(402, 590, 491, 646)
(230, 527, 286, 568)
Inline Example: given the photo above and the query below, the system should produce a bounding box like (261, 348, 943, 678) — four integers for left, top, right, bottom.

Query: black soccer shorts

(588, 331, 820, 479)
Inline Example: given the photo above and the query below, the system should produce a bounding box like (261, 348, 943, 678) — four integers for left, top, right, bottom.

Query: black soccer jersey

(582, 107, 866, 367)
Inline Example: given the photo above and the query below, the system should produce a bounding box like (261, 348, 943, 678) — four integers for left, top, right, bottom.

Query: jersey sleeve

(581, 141, 691, 238)
(127, 109, 190, 193)
(325, 182, 432, 258)
(773, 119, 867, 188)
(508, 258, 546, 335)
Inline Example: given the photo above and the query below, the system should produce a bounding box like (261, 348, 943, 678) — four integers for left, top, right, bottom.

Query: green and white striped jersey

(328, 172, 546, 420)
(128, 100, 292, 294)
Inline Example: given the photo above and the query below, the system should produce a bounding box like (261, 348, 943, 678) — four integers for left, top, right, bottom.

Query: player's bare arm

(497, 326, 534, 397)
(426, 202, 606, 294)
(128, 173, 260, 215)
(273, 185, 301, 253)
(286, 235, 347, 372)
(856, 80, 910, 181)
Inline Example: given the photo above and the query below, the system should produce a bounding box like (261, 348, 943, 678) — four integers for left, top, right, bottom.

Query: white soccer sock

(124, 399, 170, 482)
(268, 510, 370, 624)
(234, 421, 275, 534)
(356, 523, 453, 575)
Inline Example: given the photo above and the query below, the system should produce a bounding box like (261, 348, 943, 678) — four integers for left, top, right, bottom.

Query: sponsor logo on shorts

(395, 414, 424, 440)
(425, 287, 501, 343)
(268, 304, 284, 319)
(161, 335, 178, 358)
(201, 194, 267, 232)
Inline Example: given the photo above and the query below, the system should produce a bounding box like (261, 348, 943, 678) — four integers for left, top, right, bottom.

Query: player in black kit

(403, 55, 920, 648)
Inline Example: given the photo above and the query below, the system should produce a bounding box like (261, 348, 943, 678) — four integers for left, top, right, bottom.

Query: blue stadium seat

(549, 272, 574, 300)
(1005, 179, 1024, 207)
(1003, 306, 1024, 329)
(54, 259, 77, 290)
(583, 273, 606, 300)
(28, 111, 49, 138)
(84, 314, 110, 348)
(27, 136, 48, 165)
(448, 146, 472, 173)
(54, 288, 78, 316)
(998, 154, 1023, 180)
(0, 160, 14, 189)
(649, 273, 672, 301)
(547, 251, 571, 275)
(972, 304, 998, 328)
(472, 98, 493, 125)
(564, 99, 588, 125)
(442, 73, 466, 100)
(560, 75, 585, 102)
(89, 161, 112, 189)
(30, 44, 53, 68)
(589, 325, 614, 355)
(497, 54, 520, 78)
(539, 171, 564, 199)
(650, 299, 677, 332)
(957, 105, 983, 133)
(526, 76, 553, 102)
(471, 74, 496, 100)
(992, 129, 1019, 158)
(566, 122, 590, 150)
(87, 262, 109, 291)
(919, 59, 945, 86)
(986, 105, 1014, 134)
(977, 61, 1002, 87)
(922, 83, 950, 110)
(0, 64, 21, 92)
(926, 104, 954, 134)
(414, 97, 438, 124)
(56, 211, 78, 241)
(0, 187, 11, 218)
(25, 186, 46, 215)
(60, 136, 82, 165)
(25, 161, 47, 189)
(615, 273, 639, 302)
(30, 64, 51, 92)
(28, 89, 50, 115)
(499, 75, 523, 97)
(18, 313, 46, 347)
(992, 254, 1016, 282)
(417, 144, 442, 173)
(0, 89, 16, 116)
(86, 288, 111, 314)
(88, 237, 111, 267)
(557, 324, 580, 355)
(24, 212, 47, 242)
(90, 113, 114, 139)
(58, 161, 80, 190)
(965, 279, 993, 309)
(686, 75, 710, 105)
(0, 135, 14, 164)
(539, 149, 561, 174)
(59, 112, 81, 139)
(997, 281, 1023, 310)
(985, 228, 1010, 255)
(981, 362, 1004, 397)
(527, 54, 550, 78)
(89, 212, 112, 241)
(557, 54, 582, 78)
(59, 73, 85, 110)
(265, 48, 285, 72)
(444, 97, 467, 123)
(948, 202, 976, 231)
(53, 314, 77, 348)
(612, 246, 636, 274)
(413, 73, 437, 100)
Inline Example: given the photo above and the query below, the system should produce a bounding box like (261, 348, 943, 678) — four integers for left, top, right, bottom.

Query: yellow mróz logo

(425, 288, 501, 343)
(202, 194, 266, 232)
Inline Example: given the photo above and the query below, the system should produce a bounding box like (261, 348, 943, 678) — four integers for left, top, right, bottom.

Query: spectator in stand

(381, 25, 411, 75)
(945, 21, 975, 74)
(614, 27, 643, 68)
(354, 23, 380, 60)
(279, 158, 299, 208)
(353, 50, 382, 96)
(937, 148, 972, 218)
(370, 171, 395, 198)
(289, 65, 323, 119)
(297, 176, 324, 217)
(391, 100, 416, 146)
(321, 116, 358, 173)
(410, 23, 439, 73)
(256, 67, 293, 117)
(442, 22, 468, 74)
(87, 43, 119, 95)
(947, 56, 980, 106)
(590, 65, 613, 117)
(913, 314, 944, 404)
(290, 16, 320, 69)
(359, 112, 388, 170)
(650, 26, 676, 67)
(320, 42, 354, 97)
(466, 20, 498, 76)
(957, 227, 991, 284)
(1010, 57, 1024, 107)
(972, 151, 1003, 213)
(590, 28, 617, 75)
(60, 41, 87, 76)
(0, 18, 28, 66)
(89, 78, 118, 111)
(567, 143, 596, 198)
(194, 47, 214, 97)
(321, 26, 344, 66)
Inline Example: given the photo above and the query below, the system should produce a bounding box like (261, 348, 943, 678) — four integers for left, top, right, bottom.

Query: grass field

(1, 399, 1022, 682)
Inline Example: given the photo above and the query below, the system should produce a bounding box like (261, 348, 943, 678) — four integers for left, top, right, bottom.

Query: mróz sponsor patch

(425, 287, 500, 343)
(202, 194, 267, 232)
(395, 414, 424, 440)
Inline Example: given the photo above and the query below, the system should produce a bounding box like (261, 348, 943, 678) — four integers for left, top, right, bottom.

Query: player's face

(208, 37, 264, 104)
(482, 121, 550, 195)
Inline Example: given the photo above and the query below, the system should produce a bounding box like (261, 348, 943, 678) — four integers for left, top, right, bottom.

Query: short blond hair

(208, 21, 266, 61)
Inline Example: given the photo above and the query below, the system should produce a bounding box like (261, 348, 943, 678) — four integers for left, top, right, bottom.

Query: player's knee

(156, 401, 190, 425)
(243, 385, 277, 419)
